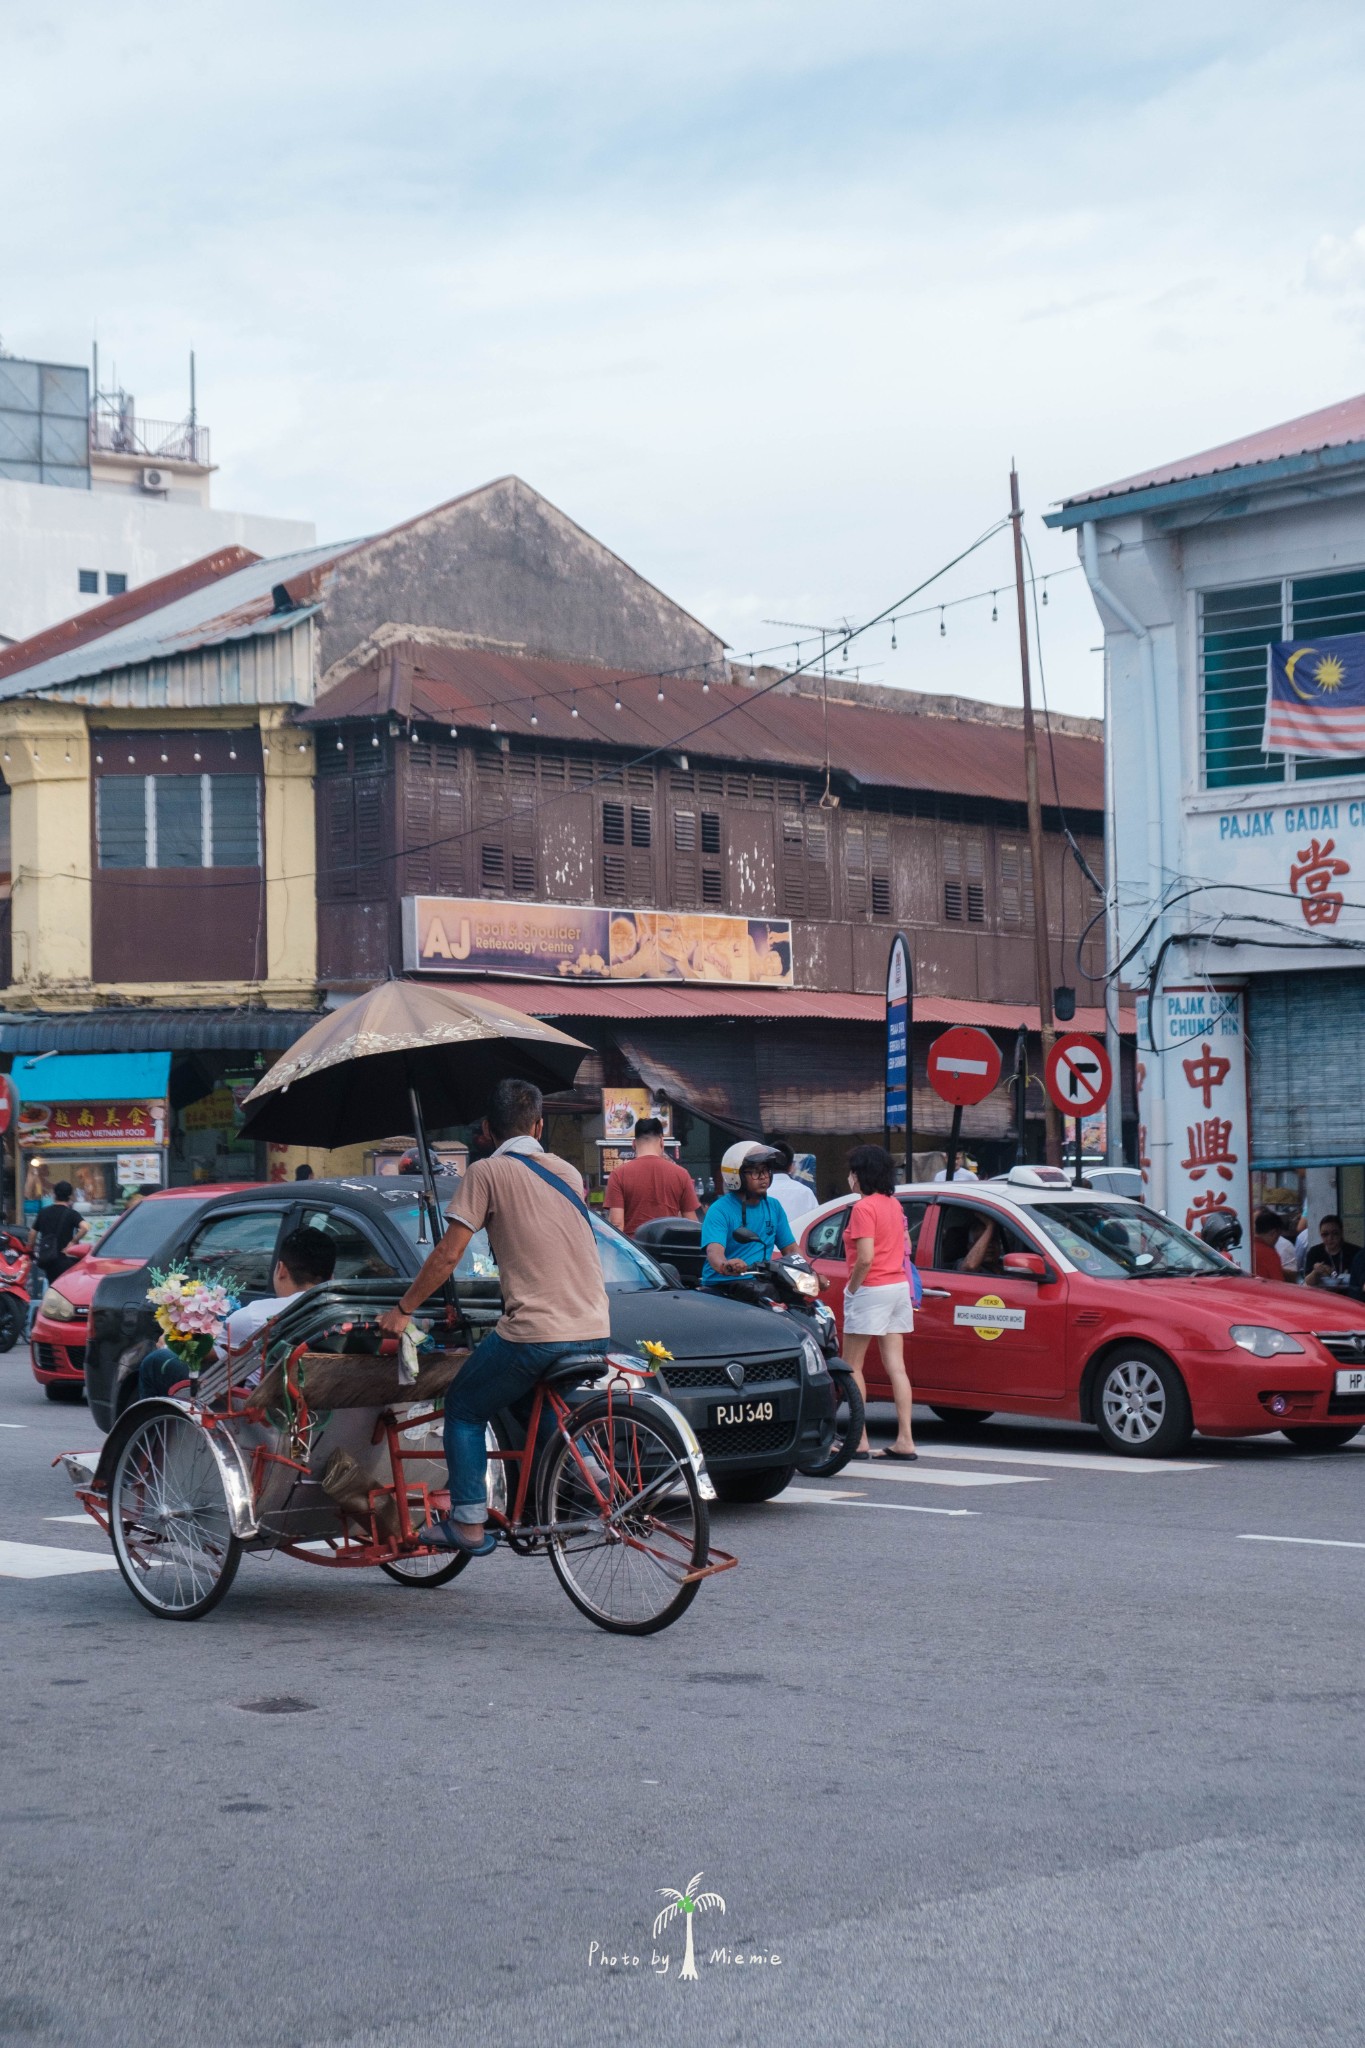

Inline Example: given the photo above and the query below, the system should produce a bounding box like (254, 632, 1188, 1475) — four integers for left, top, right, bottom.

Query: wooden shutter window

(701, 868, 723, 905)
(966, 837, 986, 924)
(434, 779, 465, 895)
(323, 780, 355, 899)
(845, 822, 868, 916)
(674, 811, 696, 851)
(603, 851, 627, 900)
(806, 819, 832, 918)
(943, 836, 963, 922)
(870, 823, 891, 920)
(700, 811, 721, 854)
(780, 814, 805, 917)
(481, 843, 505, 888)
(602, 802, 625, 845)
(354, 778, 385, 899)
(999, 840, 1033, 927)
(630, 806, 652, 848)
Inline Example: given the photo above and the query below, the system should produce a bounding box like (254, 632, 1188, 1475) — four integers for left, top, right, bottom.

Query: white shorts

(843, 1280, 914, 1336)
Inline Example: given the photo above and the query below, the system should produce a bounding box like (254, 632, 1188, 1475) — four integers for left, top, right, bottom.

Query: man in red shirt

(605, 1119, 698, 1238)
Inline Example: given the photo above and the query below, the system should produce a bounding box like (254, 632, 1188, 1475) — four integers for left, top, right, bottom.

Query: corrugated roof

(0, 548, 261, 684)
(308, 645, 1104, 811)
(0, 1009, 321, 1054)
(446, 978, 1133, 1033)
(0, 541, 360, 699)
(1060, 391, 1365, 513)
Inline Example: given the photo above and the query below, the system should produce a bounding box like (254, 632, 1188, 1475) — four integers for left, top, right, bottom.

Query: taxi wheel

(929, 1405, 993, 1427)
(711, 1465, 797, 1503)
(1094, 1346, 1192, 1458)
(1281, 1425, 1362, 1451)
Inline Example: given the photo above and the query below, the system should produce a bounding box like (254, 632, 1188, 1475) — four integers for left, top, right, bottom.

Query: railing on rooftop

(90, 410, 210, 467)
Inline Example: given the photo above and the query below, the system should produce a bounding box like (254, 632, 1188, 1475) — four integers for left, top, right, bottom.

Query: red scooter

(0, 1229, 32, 1352)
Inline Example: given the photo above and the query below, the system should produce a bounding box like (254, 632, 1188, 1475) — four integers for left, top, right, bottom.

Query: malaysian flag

(1264, 631, 1365, 754)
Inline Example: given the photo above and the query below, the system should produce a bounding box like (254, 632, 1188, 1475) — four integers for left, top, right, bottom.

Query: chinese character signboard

(1134, 986, 1252, 1269)
(16, 1099, 168, 1148)
(402, 897, 793, 986)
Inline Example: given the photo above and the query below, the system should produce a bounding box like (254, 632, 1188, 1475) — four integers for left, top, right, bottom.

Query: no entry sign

(1045, 1033, 1112, 1117)
(927, 1026, 1002, 1108)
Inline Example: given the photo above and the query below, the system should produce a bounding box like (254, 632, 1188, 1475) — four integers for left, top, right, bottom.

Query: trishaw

(62, 1281, 736, 1635)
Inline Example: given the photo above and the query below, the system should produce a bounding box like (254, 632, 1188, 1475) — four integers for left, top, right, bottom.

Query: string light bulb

(449, 725, 458, 739)
(127, 753, 136, 764)
(991, 592, 998, 623)
(657, 686, 665, 702)
(229, 748, 237, 761)
(94, 752, 102, 765)
(1041, 580, 1049, 606)
(702, 678, 709, 692)
(193, 750, 202, 762)
(939, 609, 946, 638)
(336, 737, 344, 751)
(891, 623, 897, 650)
(371, 733, 379, 747)
(490, 720, 498, 732)
(614, 695, 622, 711)
(530, 711, 538, 725)
(570, 695, 579, 718)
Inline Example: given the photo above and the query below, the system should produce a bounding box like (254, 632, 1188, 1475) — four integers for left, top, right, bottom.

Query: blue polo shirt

(699, 1192, 794, 1286)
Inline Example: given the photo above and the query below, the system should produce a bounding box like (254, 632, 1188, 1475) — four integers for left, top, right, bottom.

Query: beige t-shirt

(450, 1144, 610, 1344)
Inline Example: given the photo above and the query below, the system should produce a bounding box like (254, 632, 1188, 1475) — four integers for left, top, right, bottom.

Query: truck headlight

(40, 1288, 77, 1324)
(1229, 1326, 1305, 1358)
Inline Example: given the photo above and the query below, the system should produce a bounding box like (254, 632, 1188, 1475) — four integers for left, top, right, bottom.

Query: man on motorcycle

(699, 1143, 799, 1289)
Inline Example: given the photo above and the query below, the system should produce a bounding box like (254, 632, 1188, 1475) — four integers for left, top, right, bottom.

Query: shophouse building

(0, 472, 1116, 1214)
(1051, 391, 1365, 1256)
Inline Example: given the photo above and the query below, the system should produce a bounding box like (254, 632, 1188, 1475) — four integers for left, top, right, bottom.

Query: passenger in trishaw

(378, 1078, 609, 1560)
(138, 1228, 337, 1400)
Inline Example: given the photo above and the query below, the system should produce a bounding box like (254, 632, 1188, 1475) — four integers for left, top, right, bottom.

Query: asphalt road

(2, 1354, 1363, 2048)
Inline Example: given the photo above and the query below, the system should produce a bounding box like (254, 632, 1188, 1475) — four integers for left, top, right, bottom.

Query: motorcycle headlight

(789, 1269, 820, 1298)
(802, 1335, 828, 1377)
(39, 1288, 76, 1323)
(1229, 1325, 1305, 1358)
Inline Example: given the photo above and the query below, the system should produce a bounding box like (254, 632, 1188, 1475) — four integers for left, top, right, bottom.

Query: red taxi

(801, 1169, 1365, 1456)
(30, 1185, 253, 1402)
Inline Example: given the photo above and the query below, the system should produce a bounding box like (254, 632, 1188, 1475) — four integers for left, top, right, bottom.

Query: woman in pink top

(841, 1144, 917, 1461)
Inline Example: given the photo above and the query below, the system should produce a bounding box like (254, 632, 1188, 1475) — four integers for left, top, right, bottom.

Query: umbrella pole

(408, 1081, 443, 1247)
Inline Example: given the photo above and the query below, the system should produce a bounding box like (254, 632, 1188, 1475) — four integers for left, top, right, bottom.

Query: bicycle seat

(539, 1351, 609, 1385)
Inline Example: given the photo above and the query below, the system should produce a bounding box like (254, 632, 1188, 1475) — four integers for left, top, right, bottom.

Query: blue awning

(12, 1052, 172, 1104)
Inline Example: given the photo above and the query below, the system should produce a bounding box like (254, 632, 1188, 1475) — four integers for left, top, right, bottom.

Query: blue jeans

(443, 1330, 602, 1525)
(139, 1347, 187, 1399)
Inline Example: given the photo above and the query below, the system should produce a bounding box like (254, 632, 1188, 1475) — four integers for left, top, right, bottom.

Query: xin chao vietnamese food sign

(17, 1101, 168, 1148)
(402, 896, 794, 986)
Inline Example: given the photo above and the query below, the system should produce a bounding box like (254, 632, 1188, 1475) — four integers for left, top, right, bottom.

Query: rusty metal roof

(1056, 390, 1365, 517)
(0, 541, 355, 700)
(435, 977, 1133, 1033)
(0, 546, 261, 684)
(308, 645, 1104, 811)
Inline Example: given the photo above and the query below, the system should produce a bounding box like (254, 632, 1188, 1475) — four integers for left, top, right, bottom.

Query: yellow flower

(639, 1340, 673, 1363)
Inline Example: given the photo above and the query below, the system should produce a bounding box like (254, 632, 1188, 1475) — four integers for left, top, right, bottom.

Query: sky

(5, 0, 1365, 717)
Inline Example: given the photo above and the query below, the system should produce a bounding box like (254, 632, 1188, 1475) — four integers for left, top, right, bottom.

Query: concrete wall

(319, 477, 724, 679)
(0, 477, 315, 645)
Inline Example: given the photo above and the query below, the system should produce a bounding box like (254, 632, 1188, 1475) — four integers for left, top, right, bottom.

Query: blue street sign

(885, 933, 911, 1131)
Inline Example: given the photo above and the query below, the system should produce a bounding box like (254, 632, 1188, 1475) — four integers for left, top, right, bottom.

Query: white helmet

(721, 1141, 782, 1194)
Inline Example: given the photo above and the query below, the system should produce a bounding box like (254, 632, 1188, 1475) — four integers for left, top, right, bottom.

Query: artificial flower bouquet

(145, 1267, 239, 1384)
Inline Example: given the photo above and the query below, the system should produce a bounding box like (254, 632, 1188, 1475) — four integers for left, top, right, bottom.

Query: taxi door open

(916, 1200, 1068, 1404)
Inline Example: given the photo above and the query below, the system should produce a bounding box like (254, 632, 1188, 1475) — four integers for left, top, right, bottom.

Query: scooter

(632, 1218, 863, 1477)
(0, 1232, 33, 1353)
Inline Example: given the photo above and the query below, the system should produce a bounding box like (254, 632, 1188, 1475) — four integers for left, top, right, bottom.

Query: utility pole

(1010, 466, 1063, 1166)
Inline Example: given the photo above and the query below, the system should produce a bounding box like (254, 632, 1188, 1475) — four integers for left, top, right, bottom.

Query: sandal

(880, 1449, 919, 1462)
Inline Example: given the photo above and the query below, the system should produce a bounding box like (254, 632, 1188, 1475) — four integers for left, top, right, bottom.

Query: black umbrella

(239, 980, 590, 1235)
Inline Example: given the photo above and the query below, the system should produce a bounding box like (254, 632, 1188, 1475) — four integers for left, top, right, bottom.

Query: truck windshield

(1027, 1202, 1229, 1280)
(388, 1201, 665, 1293)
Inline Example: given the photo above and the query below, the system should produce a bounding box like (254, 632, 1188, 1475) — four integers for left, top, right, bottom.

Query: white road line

(777, 1488, 976, 1518)
(911, 1443, 1213, 1475)
(46, 1514, 95, 1525)
(839, 1463, 1046, 1488)
(1238, 1534, 1365, 1552)
(0, 1423, 26, 1430)
(0, 1539, 117, 1579)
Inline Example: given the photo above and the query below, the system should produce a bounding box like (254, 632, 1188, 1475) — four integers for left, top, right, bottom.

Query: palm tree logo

(653, 1871, 726, 1980)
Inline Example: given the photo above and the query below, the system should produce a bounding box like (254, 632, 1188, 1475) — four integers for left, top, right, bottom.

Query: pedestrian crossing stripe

(0, 1539, 118, 1579)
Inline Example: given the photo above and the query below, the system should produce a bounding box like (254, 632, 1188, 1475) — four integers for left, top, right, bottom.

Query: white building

(1050, 393, 1365, 1259)
(0, 353, 313, 645)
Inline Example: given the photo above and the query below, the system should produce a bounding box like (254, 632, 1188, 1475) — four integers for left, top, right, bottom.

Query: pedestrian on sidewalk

(841, 1143, 917, 1462)
(1252, 1208, 1294, 1282)
(605, 1119, 698, 1237)
(766, 1141, 818, 1223)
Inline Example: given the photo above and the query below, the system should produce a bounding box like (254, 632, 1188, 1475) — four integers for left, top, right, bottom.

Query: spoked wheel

(796, 1365, 865, 1478)
(110, 1412, 242, 1619)
(381, 1419, 503, 1588)
(541, 1399, 708, 1634)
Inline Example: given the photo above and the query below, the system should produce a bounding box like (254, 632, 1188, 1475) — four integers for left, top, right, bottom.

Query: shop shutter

(673, 810, 698, 904)
(943, 836, 963, 921)
(870, 823, 892, 920)
(999, 840, 1034, 927)
(1248, 971, 1365, 1164)
(845, 822, 868, 915)
(353, 777, 385, 898)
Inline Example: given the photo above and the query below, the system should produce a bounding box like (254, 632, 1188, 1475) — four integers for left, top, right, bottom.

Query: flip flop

(418, 1517, 498, 1558)
(880, 1450, 919, 1462)
(852, 1450, 871, 1460)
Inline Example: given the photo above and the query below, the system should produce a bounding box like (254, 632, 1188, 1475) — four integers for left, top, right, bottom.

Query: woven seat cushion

(249, 1346, 468, 1413)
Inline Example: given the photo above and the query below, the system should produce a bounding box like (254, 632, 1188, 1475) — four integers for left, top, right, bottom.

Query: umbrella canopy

(239, 980, 591, 1148)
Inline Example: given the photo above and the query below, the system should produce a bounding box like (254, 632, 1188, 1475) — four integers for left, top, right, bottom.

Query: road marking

(0, 1539, 117, 1579)
(912, 1443, 1214, 1475)
(838, 1463, 1046, 1488)
(778, 1487, 976, 1518)
(1238, 1534, 1365, 1552)
(0, 1423, 25, 1430)
(46, 1515, 94, 1525)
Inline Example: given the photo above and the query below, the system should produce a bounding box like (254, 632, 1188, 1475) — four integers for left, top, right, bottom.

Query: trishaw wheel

(541, 1399, 708, 1635)
(380, 1552, 468, 1588)
(110, 1412, 241, 1620)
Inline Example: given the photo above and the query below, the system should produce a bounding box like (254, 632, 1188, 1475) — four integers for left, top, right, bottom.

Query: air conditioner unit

(140, 467, 168, 492)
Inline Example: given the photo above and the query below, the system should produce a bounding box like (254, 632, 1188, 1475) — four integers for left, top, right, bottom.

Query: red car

(29, 1186, 254, 1402)
(801, 1170, 1365, 1457)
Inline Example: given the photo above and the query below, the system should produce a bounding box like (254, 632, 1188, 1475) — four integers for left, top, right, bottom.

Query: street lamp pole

(1010, 465, 1063, 1165)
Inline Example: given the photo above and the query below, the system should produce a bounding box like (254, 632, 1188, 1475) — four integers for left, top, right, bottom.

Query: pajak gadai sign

(402, 896, 794, 986)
